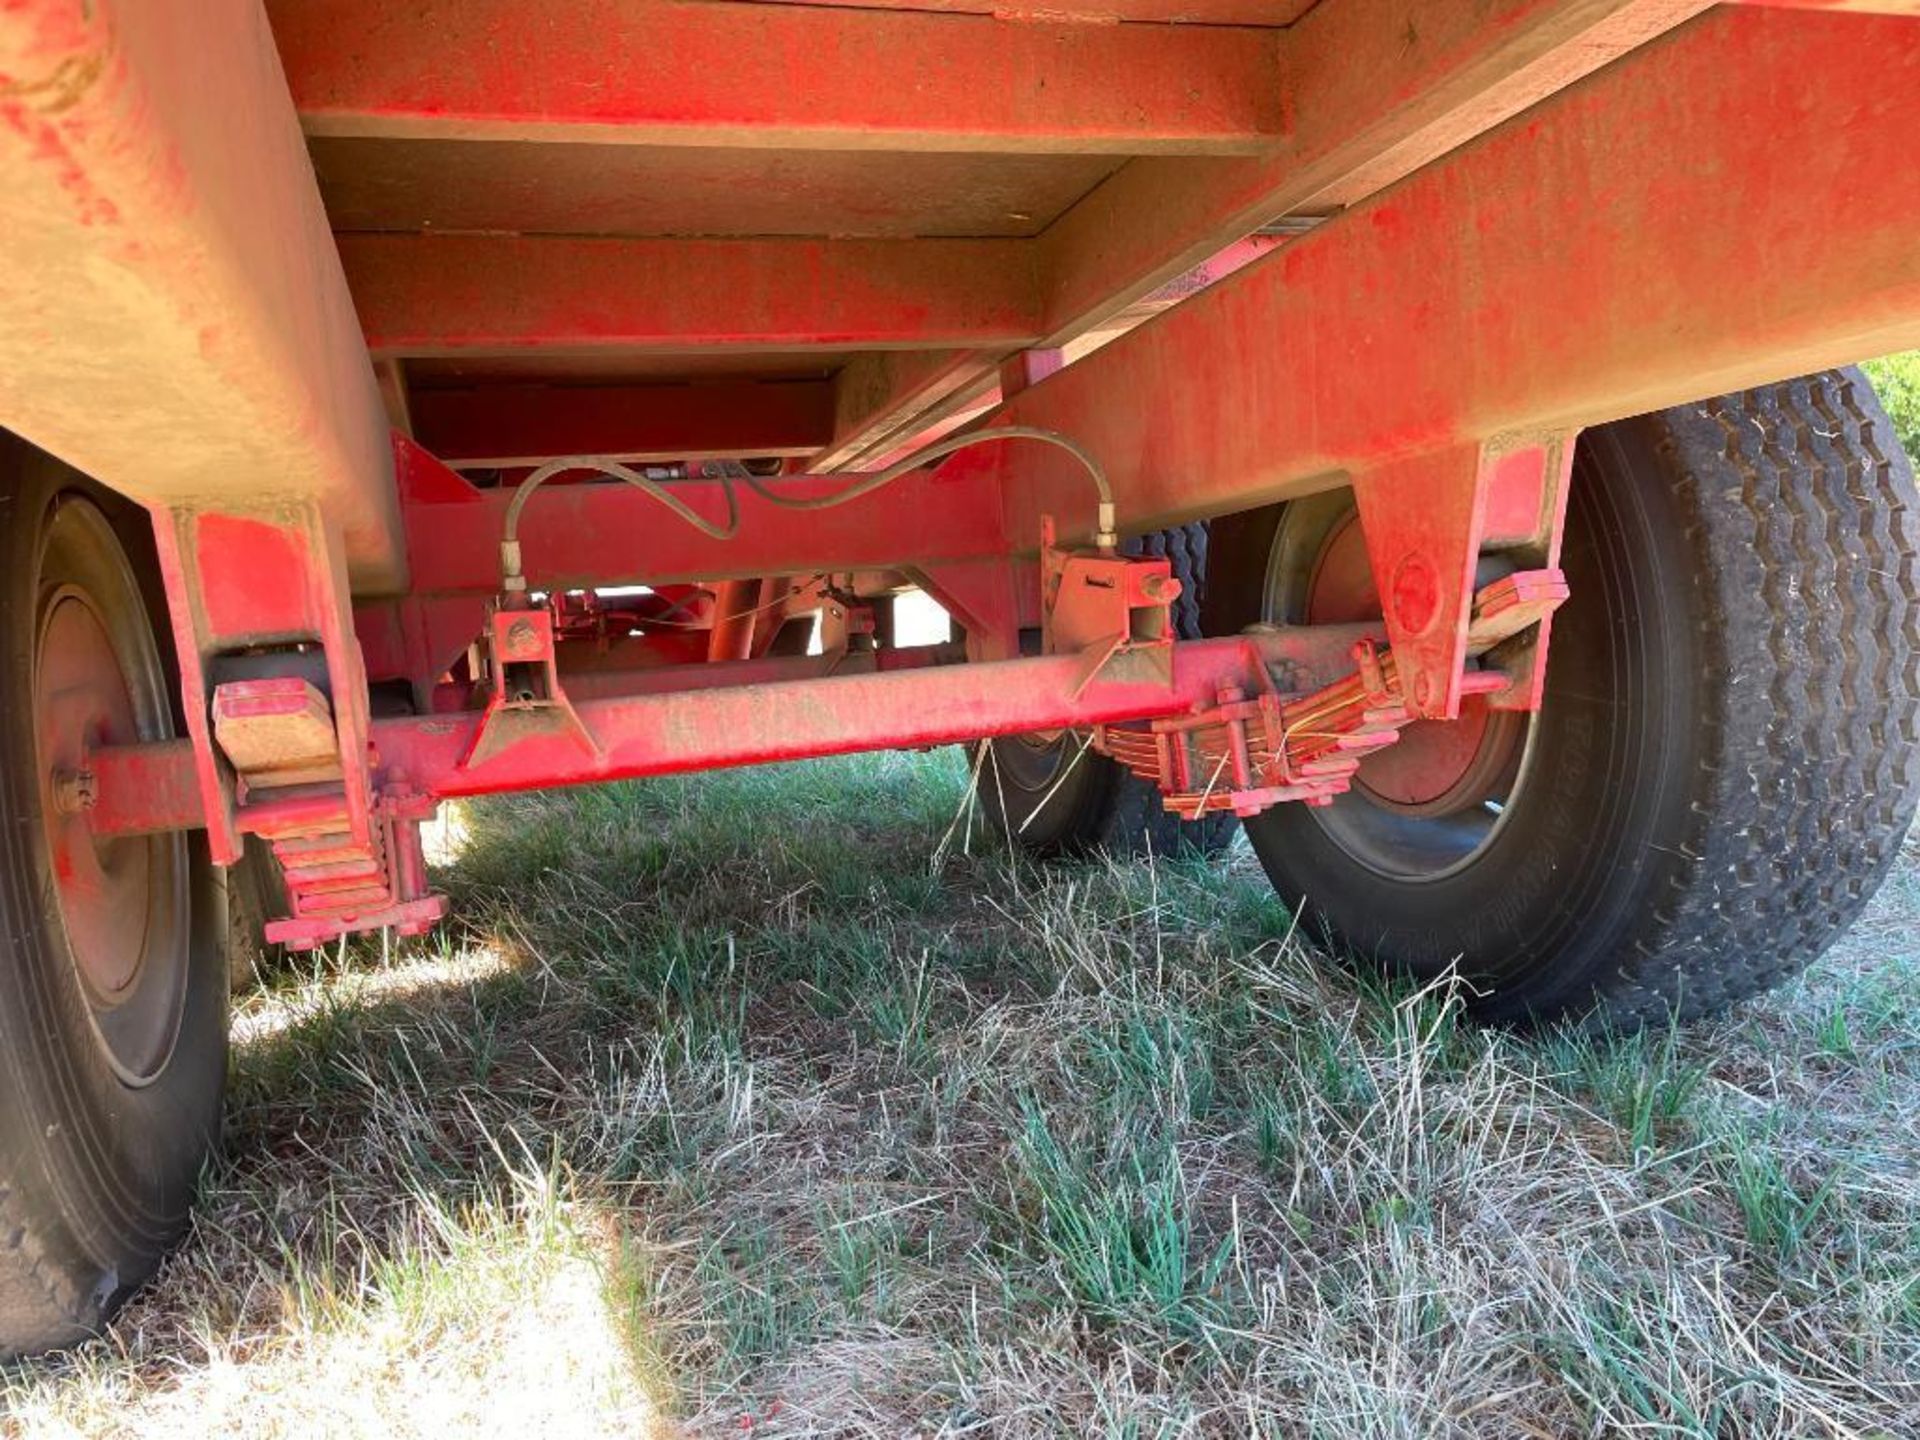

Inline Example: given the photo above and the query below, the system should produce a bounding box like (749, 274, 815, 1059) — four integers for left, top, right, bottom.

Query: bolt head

(503, 618, 540, 659)
(51, 768, 97, 815)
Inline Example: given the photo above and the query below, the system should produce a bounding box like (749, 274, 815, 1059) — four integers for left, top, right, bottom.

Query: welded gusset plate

(1349, 437, 1575, 720)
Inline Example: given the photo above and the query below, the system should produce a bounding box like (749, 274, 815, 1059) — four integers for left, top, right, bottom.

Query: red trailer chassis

(3, 1, 1919, 947)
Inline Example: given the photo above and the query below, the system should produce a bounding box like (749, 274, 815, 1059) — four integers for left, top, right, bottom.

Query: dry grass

(4, 750, 1919, 1438)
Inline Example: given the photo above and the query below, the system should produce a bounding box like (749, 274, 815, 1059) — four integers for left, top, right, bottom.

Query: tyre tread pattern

(1104, 524, 1235, 856)
(1598, 370, 1920, 1027)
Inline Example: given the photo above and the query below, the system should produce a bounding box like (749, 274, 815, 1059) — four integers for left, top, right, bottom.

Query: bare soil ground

(4, 750, 1918, 1438)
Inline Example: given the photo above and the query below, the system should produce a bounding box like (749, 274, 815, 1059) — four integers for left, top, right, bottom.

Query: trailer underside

(2, 0, 1919, 948)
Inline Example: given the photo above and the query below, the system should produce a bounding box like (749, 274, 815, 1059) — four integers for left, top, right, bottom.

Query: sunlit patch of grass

(4, 1148, 661, 1438)
(5, 753, 1918, 1437)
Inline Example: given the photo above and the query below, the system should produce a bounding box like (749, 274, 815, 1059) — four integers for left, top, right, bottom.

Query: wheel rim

(35, 498, 190, 1085)
(1265, 500, 1537, 882)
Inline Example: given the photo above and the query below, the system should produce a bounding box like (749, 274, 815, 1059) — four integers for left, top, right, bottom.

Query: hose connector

(1095, 501, 1118, 553)
(500, 539, 526, 594)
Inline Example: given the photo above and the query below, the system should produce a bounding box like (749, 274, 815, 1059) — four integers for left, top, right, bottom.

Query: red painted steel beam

(270, 0, 1285, 155)
(410, 381, 836, 466)
(821, 0, 1712, 473)
(1036, 0, 1712, 341)
(0, 0, 404, 590)
(401, 467, 1011, 594)
(739, 0, 1317, 21)
(87, 742, 210, 842)
(944, 5, 1920, 546)
(390, 635, 1351, 799)
(344, 235, 1043, 359)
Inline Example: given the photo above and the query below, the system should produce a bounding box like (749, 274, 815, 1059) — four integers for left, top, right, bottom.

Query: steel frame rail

(0, 0, 405, 591)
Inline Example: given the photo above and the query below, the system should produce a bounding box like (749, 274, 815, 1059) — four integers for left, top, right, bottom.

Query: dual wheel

(977, 369, 1920, 1029)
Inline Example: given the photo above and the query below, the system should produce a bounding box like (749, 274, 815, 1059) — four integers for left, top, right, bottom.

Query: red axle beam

(271, 0, 1285, 156)
(88, 630, 1379, 835)
(388, 639, 1306, 799)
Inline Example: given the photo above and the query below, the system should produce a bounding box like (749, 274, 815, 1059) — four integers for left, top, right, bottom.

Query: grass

(4, 750, 1918, 1438)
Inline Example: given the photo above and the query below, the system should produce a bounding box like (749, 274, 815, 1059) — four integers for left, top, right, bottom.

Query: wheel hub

(38, 587, 152, 1003)
(1304, 513, 1522, 816)
(1271, 505, 1537, 881)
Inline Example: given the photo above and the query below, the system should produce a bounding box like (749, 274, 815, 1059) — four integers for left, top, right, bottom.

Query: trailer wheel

(0, 439, 228, 1358)
(972, 524, 1237, 858)
(1216, 369, 1920, 1029)
(225, 837, 286, 994)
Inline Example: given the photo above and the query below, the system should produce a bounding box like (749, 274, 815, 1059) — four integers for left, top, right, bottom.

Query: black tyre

(225, 837, 287, 994)
(0, 438, 229, 1358)
(972, 524, 1237, 859)
(1215, 369, 1920, 1029)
